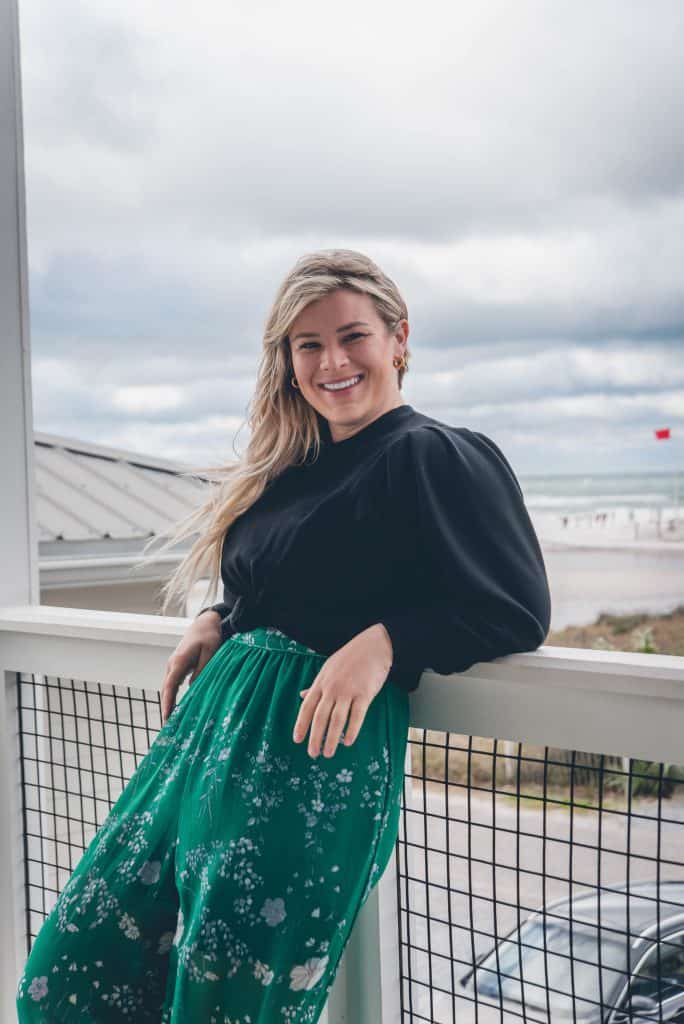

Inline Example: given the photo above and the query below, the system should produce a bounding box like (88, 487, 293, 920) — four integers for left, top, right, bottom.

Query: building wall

(40, 580, 177, 616)
(39, 577, 217, 618)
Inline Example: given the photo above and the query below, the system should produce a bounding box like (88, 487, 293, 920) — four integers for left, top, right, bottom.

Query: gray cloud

(18, 0, 684, 473)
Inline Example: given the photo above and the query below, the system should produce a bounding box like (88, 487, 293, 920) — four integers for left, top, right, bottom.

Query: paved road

(397, 782, 684, 1022)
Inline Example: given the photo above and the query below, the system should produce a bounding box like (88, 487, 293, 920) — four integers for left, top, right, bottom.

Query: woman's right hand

(160, 610, 223, 725)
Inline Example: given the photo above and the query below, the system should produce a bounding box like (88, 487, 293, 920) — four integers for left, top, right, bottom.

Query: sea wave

(525, 493, 671, 509)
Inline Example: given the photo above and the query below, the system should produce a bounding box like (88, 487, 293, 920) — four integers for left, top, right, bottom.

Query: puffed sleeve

(377, 426, 551, 693)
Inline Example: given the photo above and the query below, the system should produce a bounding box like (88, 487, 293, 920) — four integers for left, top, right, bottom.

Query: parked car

(458, 881, 684, 1023)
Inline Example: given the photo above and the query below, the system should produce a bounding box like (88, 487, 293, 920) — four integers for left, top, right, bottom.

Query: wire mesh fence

(14, 671, 684, 1022)
(397, 731, 684, 1023)
(16, 671, 164, 951)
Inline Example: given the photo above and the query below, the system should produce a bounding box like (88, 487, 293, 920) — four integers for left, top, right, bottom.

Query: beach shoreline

(530, 507, 684, 555)
(540, 540, 684, 633)
(543, 538, 684, 555)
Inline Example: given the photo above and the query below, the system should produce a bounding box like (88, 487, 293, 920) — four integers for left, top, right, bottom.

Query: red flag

(655, 427, 671, 439)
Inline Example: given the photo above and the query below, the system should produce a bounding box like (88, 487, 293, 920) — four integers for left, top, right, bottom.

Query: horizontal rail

(1, 605, 683, 762)
(2, 604, 683, 1023)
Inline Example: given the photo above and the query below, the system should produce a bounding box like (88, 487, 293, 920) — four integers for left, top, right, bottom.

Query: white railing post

(0, 0, 38, 611)
(0, 667, 29, 1018)
(1, 0, 39, 1010)
(322, 742, 409, 1023)
(319, 860, 401, 1024)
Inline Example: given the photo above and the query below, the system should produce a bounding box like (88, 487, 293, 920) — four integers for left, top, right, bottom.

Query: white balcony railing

(2, 605, 683, 1023)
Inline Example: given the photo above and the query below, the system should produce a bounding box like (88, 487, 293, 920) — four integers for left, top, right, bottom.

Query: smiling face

(287, 288, 409, 443)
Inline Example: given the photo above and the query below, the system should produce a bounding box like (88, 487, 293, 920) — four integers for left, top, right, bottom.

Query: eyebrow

(291, 321, 370, 343)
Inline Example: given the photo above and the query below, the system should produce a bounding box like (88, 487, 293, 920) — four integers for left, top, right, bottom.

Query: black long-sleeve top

(199, 404, 551, 693)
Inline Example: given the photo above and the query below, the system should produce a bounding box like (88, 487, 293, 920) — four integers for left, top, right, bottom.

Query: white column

(0, 0, 38, 1014)
(0, 0, 38, 609)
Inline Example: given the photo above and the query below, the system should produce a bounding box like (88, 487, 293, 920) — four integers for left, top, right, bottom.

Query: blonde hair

(143, 248, 410, 615)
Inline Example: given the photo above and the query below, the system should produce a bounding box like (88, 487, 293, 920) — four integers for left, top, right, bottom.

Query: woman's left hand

(292, 623, 394, 759)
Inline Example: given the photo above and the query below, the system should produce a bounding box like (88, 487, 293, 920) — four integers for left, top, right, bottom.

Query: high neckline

(319, 404, 415, 451)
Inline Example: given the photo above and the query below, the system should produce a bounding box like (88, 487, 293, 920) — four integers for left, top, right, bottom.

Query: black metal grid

(15, 671, 684, 1022)
(396, 731, 684, 1023)
(16, 671, 163, 953)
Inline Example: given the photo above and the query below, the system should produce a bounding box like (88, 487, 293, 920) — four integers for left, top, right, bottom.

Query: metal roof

(34, 432, 220, 586)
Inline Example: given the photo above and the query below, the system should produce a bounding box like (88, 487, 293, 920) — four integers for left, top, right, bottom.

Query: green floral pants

(16, 626, 410, 1023)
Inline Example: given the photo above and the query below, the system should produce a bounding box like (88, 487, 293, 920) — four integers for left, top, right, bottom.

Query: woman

(16, 249, 551, 1023)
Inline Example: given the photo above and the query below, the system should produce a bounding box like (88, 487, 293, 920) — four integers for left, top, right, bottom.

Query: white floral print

(253, 959, 275, 986)
(28, 975, 48, 1001)
(138, 858, 161, 885)
(119, 912, 140, 940)
(260, 896, 287, 926)
(289, 955, 330, 991)
(157, 929, 174, 955)
(173, 906, 185, 946)
(16, 625, 409, 1024)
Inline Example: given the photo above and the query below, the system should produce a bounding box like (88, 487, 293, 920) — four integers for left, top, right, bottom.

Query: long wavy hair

(142, 248, 411, 615)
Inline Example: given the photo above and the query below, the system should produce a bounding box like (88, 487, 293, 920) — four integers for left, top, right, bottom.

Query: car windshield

(628, 929, 684, 1005)
(473, 917, 628, 1019)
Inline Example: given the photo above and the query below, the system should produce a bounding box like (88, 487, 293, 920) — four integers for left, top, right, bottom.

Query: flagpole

(653, 426, 672, 539)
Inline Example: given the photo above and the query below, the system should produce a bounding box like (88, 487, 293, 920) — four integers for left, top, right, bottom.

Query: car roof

(530, 880, 684, 938)
(467, 882, 684, 1020)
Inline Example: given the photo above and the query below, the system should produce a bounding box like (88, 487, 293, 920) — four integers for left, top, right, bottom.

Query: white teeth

(322, 375, 361, 391)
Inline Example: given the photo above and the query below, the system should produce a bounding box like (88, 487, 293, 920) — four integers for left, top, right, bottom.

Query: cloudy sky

(18, 0, 684, 475)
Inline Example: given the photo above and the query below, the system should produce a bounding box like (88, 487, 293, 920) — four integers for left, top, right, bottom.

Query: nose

(319, 343, 350, 372)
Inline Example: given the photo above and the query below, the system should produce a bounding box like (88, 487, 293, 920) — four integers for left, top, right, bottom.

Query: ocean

(518, 470, 682, 517)
(513, 471, 684, 632)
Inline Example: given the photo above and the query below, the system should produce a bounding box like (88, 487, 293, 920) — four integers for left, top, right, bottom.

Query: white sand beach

(531, 504, 684, 552)
(529, 507, 684, 631)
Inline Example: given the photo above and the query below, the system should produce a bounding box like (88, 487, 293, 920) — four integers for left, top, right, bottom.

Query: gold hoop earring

(291, 376, 299, 389)
(392, 354, 408, 372)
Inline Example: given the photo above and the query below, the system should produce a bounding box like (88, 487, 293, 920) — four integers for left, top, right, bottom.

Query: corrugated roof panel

(34, 455, 142, 540)
(35, 488, 104, 542)
(52, 447, 197, 533)
(33, 434, 220, 545)
(112, 459, 213, 518)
